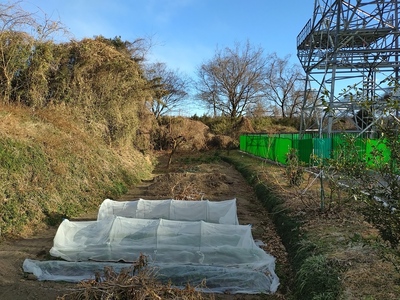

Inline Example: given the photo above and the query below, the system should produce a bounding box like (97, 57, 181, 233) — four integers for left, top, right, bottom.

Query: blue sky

(21, 0, 315, 76)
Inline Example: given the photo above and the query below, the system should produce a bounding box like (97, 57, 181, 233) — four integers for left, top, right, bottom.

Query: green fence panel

(242, 134, 267, 158)
(313, 138, 332, 159)
(331, 134, 367, 162)
(243, 134, 255, 156)
(355, 137, 366, 160)
(280, 133, 293, 139)
(274, 138, 292, 164)
(260, 135, 269, 158)
(264, 136, 275, 160)
(249, 135, 258, 156)
(300, 133, 315, 139)
(259, 135, 269, 158)
(240, 135, 250, 153)
(366, 139, 390, 167)
(240, 133, 398, 170)
(239, 135, 247, 152)
(254, 135, 266, 158)
(242, 135, 251, 154)
(331, 135, 344, 160)
(293, 139, 313, 164)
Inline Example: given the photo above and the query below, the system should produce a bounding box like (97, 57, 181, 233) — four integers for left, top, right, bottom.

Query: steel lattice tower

(297, 0, 400, 136)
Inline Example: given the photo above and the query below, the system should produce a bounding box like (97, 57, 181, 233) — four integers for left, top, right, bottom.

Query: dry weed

(260, 164, 321, 211)
(58, 254, 214, 300)
(169, 174, 204, 200)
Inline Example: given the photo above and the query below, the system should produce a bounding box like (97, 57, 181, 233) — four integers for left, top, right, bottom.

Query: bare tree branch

(263, 53, 304, 118)
(145, 62, 191, 119)
(196, 41, 266, 118)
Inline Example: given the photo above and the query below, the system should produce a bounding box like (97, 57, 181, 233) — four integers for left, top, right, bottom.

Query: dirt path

(0, 153, 289, 300)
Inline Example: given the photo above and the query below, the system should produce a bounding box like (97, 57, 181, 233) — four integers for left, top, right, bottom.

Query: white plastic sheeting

(97, 198, 238, 225)
(23, 259, 279, 294)
(23, 199, 279, 294)
(49, 218, 268, 264)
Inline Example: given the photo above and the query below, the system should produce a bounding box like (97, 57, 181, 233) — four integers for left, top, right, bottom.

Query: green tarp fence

(239, 133, 392, 167)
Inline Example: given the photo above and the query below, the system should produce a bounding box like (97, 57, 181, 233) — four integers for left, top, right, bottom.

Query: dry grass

(228, 151, 400, 299)
(58, 254, 215, 300)
(145, 156, 235, 201)
(0, 103, 153, 237)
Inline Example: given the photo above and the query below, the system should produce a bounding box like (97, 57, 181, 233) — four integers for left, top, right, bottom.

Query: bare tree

(145, 62, 190, 119)
(0, 1, 35, 32)
(196, 41, 266, 118)
(0, 1, 68, 41)
(263, 53, 304, 118)
(0, 1, 34, 102)
(0, 1, 67, 103)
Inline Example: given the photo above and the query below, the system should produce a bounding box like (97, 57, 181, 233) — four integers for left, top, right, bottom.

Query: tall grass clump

(295, 254, 341, 300)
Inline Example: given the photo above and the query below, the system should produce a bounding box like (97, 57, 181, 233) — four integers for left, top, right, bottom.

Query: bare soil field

(0, 152, 290, 300)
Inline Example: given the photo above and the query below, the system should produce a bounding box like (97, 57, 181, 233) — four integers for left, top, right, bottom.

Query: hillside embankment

(0, 104, 154, 238)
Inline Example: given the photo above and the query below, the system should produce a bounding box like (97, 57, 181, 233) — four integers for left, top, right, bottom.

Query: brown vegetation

(58, 254, 215, 300)
(3, 3, 399, 299)
(226, 152, 400, 299)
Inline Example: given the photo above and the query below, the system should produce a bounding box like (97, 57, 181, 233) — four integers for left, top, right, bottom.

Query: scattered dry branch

(58, 254, 214, 300)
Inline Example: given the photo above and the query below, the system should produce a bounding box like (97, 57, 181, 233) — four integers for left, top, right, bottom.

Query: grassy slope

(0, 104, 153, 237)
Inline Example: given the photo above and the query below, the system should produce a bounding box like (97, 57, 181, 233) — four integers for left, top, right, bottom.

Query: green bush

(295, 255, 341, 300)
